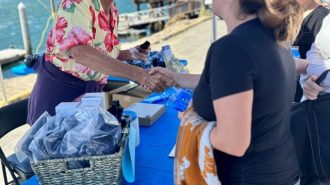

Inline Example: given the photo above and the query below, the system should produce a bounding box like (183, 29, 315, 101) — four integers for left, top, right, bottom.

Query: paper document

(168, 145, 176, 158)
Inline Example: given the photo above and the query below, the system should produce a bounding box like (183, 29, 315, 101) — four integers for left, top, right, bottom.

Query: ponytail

(239, 0, 304, 47)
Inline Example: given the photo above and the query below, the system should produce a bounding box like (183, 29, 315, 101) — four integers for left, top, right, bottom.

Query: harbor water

(0, 0, 148, 78)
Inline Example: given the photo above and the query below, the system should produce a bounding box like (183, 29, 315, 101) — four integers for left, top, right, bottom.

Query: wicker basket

(31, 126, 129, 185)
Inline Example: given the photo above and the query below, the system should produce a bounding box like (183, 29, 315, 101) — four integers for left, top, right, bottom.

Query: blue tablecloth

(23, 92, 180, 185)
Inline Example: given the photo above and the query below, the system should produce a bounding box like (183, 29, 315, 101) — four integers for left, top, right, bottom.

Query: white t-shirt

(300, 14, 330, 100)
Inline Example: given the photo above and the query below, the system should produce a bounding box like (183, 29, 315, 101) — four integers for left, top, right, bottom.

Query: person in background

(302, 13, 330, 100)
(299, 13, 330, 185)
(316, 0, 330, 7)
(27, 0, 175, 125)
(152, 0, 304, 184)
(293, 0, 329, 102)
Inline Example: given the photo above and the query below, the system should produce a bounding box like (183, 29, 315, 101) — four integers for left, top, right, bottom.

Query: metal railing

(118, 0, 202, 34)
(119, 6, 170, 32)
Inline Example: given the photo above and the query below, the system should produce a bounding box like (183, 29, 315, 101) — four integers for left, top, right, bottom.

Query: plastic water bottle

(123, 111, 140, 147)
(161, 45, 174, 71)
(108, 100, 123, 124)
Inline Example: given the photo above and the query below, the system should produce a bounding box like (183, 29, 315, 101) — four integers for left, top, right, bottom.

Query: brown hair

(239, 0, 304, 47)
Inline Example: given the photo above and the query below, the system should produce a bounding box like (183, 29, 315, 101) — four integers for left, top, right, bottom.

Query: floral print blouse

(45, 0, 120, 84)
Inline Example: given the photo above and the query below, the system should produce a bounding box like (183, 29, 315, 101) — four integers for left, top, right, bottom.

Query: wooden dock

(118, 0, 202, 35)
(0, 49, 26, 65)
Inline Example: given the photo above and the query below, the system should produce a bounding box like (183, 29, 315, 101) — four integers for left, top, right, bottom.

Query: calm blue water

(0, 0, 146, 51)
(0, 0, 147, 78)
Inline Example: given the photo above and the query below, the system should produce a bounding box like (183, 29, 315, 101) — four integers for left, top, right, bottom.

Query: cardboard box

(111, 94, 143, 108)
(126, 103, 166, 126)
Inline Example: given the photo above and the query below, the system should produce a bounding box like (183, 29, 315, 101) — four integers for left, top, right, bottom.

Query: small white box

(126, 103, 165, 126)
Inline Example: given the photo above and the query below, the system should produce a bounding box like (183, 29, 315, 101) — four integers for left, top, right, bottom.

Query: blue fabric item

(23, 91, 180, 185)
(11, 64, 34, 75)
(145, 88, 193, 112)
(123, 104, 179, 185)
(141, 88, 176, 105)
(122, 125, 136, 183)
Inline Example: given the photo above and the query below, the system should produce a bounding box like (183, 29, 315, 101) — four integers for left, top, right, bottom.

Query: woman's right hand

(149, 67, 180, 88)
(303, 75, 324, 100)
(137, 69, 171, 92)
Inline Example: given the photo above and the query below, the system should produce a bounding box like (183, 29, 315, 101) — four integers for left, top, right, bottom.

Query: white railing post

(205, 0, 216, 43)
(18, 2, 32, 55)
(211, 15, 217, 42)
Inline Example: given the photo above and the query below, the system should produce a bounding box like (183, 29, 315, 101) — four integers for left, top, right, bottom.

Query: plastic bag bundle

(142, 88, 192, 111)
(141, 88, 193, 112)
(15, 103, 121, 163)
(166, 88, 193, 112)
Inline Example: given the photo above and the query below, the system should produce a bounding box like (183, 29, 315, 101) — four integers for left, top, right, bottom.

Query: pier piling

(18, 2, 32, 56)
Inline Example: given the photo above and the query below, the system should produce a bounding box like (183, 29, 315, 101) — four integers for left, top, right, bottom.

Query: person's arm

(301, 42, 328, 100)
(70, 45, 167, 92)
(151, 57, 309, 88)
(210, 90, 253, 157)
(149, 67, 200, 89)
(295, 58, 309, 75)
(50, 2, 168, 92)
(173, 73, 201, 89)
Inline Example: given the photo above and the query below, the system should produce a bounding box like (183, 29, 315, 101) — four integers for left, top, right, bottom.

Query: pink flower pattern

(58, 26, 93, 51)
(104, 32, 120, 52)
(90, 5, 96, 39)
(97, 11, 120, 52)
(46, 16, 68, 62)
(45, 0, 120, 84)
(55, 17, 68, 42)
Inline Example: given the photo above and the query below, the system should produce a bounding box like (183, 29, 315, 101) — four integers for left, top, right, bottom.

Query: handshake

(120, 43, 181, 92)
(137, 67, 180, 92)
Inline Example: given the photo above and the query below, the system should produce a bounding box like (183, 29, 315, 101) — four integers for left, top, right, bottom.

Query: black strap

(315, 69, 330, 85)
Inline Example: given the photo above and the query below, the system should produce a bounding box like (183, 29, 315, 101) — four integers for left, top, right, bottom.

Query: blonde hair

(239, 0, 304, 47)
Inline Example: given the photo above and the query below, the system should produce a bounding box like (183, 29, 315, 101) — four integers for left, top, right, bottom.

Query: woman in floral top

(27, 0, 172, 125)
